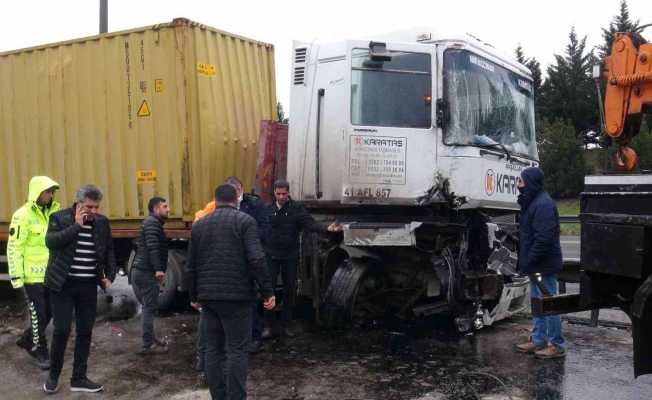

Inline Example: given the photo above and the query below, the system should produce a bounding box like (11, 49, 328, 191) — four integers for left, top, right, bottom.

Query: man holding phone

(43, 185, 116, 394)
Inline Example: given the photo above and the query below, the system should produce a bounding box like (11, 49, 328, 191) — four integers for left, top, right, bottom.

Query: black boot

(35, 346, 51, 370)
(261, 326, 275, 340)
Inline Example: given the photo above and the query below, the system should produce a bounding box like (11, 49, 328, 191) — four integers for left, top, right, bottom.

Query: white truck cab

(288, 29, 537, 211)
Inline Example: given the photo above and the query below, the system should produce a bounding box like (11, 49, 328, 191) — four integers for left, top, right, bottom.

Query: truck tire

(322, 258, 371, 328)
(157, 250, 185, 310)
(126, 249, 137, 285)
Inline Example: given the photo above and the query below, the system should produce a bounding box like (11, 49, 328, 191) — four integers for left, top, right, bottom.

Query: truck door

(342, 41, 437, 205)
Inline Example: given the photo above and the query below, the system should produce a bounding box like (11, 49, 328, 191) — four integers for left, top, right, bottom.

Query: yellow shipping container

(0, 18, 276, 233)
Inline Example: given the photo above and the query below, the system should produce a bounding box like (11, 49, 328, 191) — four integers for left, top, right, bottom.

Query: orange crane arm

(602, 32, 652, 170)
(603, 33, 652, 140)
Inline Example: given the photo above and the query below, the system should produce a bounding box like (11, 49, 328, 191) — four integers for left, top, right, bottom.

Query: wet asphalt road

(1, 238, 649, 400)
(1, 281, 652, 400)
(560, 236, 580, 262)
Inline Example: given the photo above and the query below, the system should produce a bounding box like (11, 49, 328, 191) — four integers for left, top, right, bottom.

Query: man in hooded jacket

(515, 167, 565, 359)
(7, 176, 60, 370)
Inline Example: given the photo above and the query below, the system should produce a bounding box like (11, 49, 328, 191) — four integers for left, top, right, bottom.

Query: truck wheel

(157, 250, 185, 310)
(322, 258, 382, 328)
(126, 249, 136, 285)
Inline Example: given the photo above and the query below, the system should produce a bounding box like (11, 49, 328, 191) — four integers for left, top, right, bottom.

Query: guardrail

(559, 215, 579, 223)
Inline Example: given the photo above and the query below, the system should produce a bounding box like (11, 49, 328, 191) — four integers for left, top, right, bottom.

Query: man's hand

(100, 278, 112, 290)
(190, 302, 202, 311)
(74, 207, 86, 226)
(263, 296, 276, 310)
(155, 271, 165, 283)
(327, 222, 343, 232)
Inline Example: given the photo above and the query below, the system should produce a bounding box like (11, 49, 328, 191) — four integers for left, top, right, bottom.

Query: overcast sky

(1, 0, 650, 116)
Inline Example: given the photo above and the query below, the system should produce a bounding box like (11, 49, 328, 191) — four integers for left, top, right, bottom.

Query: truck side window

(351, 49, 431, 128)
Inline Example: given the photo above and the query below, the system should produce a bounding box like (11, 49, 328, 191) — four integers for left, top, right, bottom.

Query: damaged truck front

(286, 30, 538, 330)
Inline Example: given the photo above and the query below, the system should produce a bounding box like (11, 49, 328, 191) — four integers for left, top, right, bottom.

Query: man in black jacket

(187, 184, 275, 400)
(133, 197, 170, 355)
(263, 180, 340, 338)
(43, 185, 116, 394)
(225, 177, 268, 352)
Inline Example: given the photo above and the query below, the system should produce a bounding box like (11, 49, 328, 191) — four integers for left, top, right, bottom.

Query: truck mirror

(369, 41, 392, 62)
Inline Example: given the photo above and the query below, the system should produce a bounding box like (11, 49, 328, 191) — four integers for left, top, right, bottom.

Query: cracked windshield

(444, 49, 537, 159)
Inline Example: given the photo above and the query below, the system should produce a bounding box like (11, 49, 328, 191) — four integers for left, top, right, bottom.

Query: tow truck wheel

(322, 258, 384, 328)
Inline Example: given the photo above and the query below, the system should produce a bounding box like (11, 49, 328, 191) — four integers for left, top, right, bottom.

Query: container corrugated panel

(0, 19, 276, 230)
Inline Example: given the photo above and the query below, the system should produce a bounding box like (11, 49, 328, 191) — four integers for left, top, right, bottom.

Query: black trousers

(265, 257, 298, 324)
(21, 284, 52, 351)
(202, 300, 252, 400)
(49, 281, 98, 382)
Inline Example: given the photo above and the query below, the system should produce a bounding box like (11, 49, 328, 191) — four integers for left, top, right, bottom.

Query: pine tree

(599, 0, 640, 57)
(276, 102, 288, 124)
(538, 27, 598, 135)
(514, 44, 543, 110)
(515, 44, 526, 64)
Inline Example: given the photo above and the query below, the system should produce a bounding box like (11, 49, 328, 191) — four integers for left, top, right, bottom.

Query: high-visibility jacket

(7, 176, 60, 288)
(194, 201, 216, 223)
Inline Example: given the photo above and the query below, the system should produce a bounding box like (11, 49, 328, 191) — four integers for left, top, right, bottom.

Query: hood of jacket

(27, 176, 60, 210)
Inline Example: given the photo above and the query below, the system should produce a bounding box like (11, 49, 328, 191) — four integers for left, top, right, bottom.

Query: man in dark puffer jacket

(132, 196, 170, 355)
(514, 167, 565, 359)
(187, 184, 275, 400)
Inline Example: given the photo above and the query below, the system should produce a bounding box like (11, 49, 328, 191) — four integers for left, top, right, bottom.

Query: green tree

(276, 101, 289, 124)
(629, 118, 652, 171)
(514, 44, 543, 113)
(538, 27, 598, 135)
(538, 119, 586, 197)
(599, 0, 641, 57)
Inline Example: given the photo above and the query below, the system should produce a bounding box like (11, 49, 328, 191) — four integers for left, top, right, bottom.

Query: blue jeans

(530, 274, 565, 349)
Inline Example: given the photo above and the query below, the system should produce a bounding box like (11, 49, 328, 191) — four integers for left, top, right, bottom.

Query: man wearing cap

(7, 176, 60, 370)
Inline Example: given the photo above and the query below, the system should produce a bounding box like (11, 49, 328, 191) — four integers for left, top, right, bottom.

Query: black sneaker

(193, 352, 204, 372)
(283, 327, 298, 338)
(138, 342, 168, 355)
(43, 376, 59, 394)
(35, 347, 51, 370)
(249, 339, 262, 354)
(70, 378, 104, 393)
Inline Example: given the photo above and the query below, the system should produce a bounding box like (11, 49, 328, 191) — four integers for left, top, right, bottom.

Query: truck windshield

(351, 49, 431, 128)
(443, 49, 537, 159)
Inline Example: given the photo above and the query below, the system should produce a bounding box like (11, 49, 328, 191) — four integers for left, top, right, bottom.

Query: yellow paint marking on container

(197, 63, 216, 77)
(137, 169, 157, 183)
(155, 79, 163, 93)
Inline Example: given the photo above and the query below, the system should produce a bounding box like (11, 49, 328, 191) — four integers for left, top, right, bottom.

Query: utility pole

(99, 0, 108, 34)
